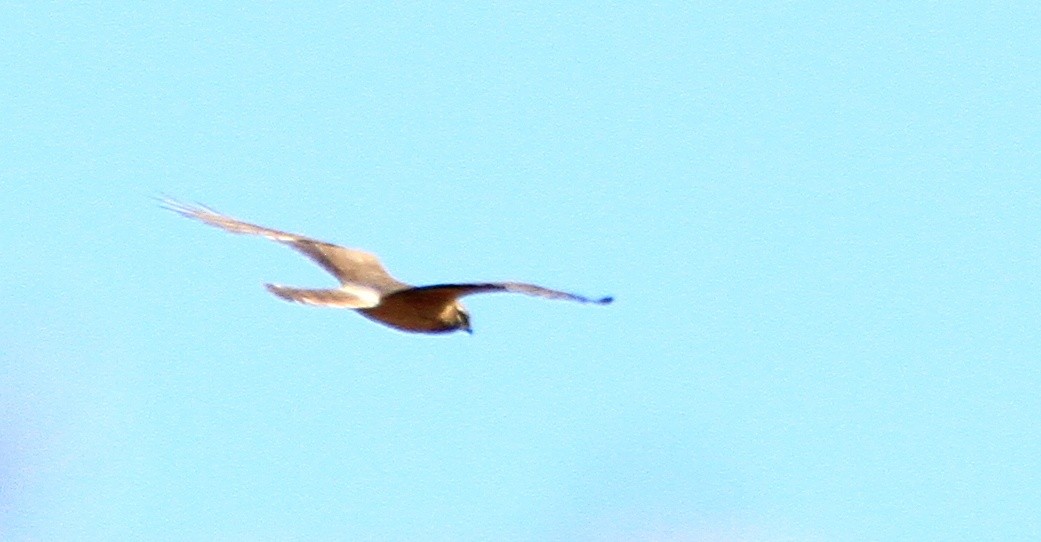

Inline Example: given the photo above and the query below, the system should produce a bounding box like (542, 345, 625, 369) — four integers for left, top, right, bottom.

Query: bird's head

(453, 303, 473, 335)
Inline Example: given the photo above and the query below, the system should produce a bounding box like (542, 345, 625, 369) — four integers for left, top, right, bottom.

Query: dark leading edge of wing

(400, 282, 614, 304)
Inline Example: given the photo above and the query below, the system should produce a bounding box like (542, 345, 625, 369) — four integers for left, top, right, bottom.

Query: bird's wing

(162, 199, 411, 294)
(387, 282, 613, 306)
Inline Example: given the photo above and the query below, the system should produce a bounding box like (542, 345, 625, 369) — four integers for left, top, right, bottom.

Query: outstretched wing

(387, 282, 614, 306)
(161, 199, 411, 294)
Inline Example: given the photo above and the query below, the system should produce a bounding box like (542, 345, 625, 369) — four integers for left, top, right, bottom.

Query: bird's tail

(264, 284, 380, 309)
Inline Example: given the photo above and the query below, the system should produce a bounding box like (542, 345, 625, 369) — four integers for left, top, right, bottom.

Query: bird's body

(359, 289, 465, 334)
(162, 200, 612, 334)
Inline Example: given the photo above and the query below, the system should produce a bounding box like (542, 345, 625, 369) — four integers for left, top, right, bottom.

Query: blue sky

(2, 2, 1039, 540)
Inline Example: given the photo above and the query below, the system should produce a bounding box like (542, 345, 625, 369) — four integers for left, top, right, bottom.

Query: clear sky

(2, 3, 1039, 541)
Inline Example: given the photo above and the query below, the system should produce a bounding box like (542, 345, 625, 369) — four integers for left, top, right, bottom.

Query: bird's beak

(464, 325, 473, 335)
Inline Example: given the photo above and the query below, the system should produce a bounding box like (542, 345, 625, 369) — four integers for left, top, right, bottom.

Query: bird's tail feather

(264, 284, 380, 309)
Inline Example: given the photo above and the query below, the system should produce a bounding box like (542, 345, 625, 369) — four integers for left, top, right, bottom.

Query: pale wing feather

(161, 199, 410, 293)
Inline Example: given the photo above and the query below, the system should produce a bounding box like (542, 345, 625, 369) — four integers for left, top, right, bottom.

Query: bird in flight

(162, 199, 612, 334)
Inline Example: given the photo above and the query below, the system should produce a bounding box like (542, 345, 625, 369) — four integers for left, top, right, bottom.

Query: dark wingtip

(596, 296, 614, 304)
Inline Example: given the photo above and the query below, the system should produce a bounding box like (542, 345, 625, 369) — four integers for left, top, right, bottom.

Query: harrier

(162, 200, 612, 334)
